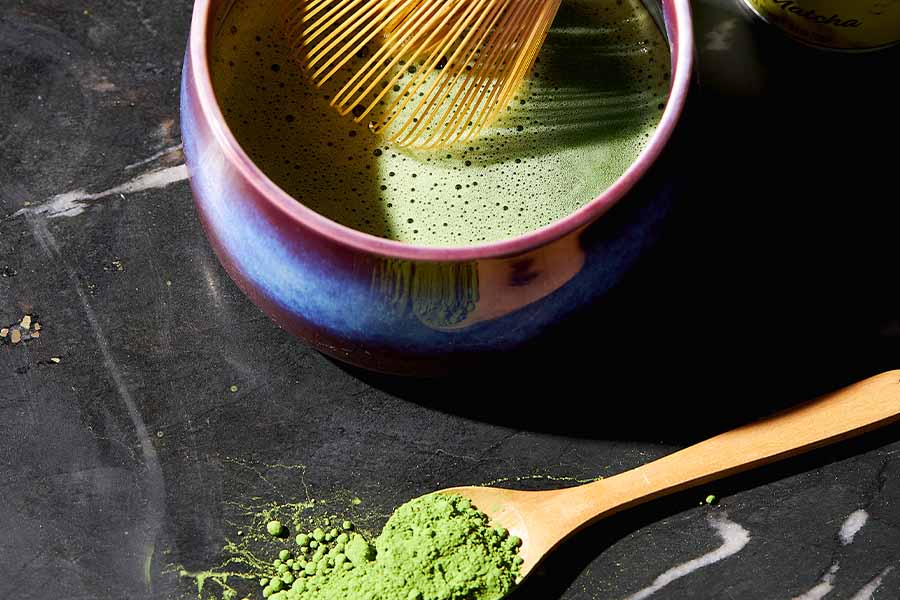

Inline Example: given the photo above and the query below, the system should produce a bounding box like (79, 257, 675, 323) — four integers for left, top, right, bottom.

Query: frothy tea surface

(211, 0, 670, 246)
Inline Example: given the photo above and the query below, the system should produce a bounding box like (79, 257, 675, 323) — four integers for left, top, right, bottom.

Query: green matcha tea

(253, 494, 520, 600)
(211, 0, 671, 246)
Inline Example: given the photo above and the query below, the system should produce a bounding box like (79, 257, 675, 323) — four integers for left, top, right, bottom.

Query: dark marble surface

(1, 1, 899, 599)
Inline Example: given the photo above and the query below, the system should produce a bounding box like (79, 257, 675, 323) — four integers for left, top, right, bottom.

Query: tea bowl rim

(187, 0, 694, 262)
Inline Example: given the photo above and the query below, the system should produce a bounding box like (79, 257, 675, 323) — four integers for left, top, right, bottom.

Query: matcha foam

(211, 0, 670, 246)
(258, 494, 520, 600)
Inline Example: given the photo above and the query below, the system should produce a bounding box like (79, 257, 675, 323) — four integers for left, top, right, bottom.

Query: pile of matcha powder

(255, 493, 521, 600)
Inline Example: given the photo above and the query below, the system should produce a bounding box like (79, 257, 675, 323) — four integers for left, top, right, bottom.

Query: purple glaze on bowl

(180, 0, 694, 375)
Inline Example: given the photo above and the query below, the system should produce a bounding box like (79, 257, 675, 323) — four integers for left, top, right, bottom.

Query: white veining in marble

(620, 505, 892, 599)
(839, 510, 869, 546)
(125, 143, 183, 170)
(28, 216, 167, 597)
(622, 513, 750, 600)
(792, 563, 839, 600)
(14, 163, 188, 219)
(792, 509, 878, 600)
(849, 566, 894, 600)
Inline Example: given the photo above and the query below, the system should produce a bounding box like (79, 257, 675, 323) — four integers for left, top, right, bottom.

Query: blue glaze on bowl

(180, 0, 693, 375)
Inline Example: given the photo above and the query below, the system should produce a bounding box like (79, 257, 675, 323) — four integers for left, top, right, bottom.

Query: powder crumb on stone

(50, 357, 61, 364)
(10, 329, 21, 344)
(230, 385, 239, 393)
(20, 315, 31, 329)
(267, 521, 284, 537)
(0, 328, 7, 338)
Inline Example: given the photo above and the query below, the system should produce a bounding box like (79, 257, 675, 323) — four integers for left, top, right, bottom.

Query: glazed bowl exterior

(180, 0, 694, 375)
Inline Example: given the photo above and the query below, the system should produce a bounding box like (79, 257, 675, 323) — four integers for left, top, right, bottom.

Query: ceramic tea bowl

(180, 0, 694, 375)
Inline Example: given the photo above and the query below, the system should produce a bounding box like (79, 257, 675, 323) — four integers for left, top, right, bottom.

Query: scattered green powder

(704, 495, 717, 505)
(177, 465, 602, 600)
(252, 493, 520, 600)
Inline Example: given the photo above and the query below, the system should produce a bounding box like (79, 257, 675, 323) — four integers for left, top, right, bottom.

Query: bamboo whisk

(285, 0, 562, 149)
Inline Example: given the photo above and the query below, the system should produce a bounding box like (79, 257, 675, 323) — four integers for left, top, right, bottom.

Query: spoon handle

(569, 370, 900, 524)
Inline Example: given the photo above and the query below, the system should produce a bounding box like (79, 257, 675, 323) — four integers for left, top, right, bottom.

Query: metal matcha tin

(742, 0, 900, 50)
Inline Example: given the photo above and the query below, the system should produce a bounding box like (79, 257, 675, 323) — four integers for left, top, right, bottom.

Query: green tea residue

(258, 493, 520, 600)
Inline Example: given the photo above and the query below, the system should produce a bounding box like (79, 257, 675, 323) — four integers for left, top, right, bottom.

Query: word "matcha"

(258, 493, 521, 600)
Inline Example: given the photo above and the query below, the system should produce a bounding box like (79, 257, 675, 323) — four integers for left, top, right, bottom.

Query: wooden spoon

(440, 370, 900, 584)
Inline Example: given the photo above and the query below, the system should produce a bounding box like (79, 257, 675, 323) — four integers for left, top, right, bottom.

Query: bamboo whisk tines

(285, 0, 562, 149)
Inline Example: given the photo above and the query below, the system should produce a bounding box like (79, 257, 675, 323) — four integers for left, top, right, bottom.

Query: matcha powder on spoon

(262, 493, 521, 600)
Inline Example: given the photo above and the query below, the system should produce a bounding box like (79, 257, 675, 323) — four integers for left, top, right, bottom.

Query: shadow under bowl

(179, 0, 695, 376)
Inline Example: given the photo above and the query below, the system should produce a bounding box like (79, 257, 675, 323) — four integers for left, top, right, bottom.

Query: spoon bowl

(441, 370, 900, 586)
